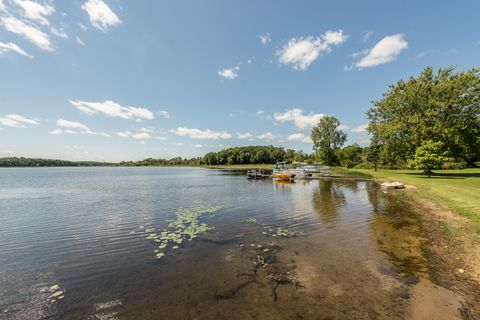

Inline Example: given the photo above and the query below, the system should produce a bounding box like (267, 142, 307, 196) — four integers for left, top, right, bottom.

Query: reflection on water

(0, 168, 435, 319)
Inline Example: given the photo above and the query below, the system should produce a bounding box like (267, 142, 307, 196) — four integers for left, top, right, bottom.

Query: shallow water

(0, 167, 459, 319)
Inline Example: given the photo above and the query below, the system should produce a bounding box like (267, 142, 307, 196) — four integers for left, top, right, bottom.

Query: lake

(0, 167, 459, 319)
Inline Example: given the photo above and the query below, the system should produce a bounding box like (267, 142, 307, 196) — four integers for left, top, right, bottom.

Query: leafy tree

(336, 143, 363, 168)
(311, 116, 347, 165)
(407, 141, 453, 177)
(365, 137, 382, 171)
(367, 66, 480, 166)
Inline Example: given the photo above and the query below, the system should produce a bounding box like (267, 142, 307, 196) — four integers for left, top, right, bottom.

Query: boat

(247, 169, 270, 179)
(380, 181, 405, 189)
(272, 161, 297, 181)
(295, 162, 331, 174)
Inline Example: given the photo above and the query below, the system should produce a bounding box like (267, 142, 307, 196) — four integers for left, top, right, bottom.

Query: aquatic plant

(132, 205, 222, 259)
(246, 217, 258, 224)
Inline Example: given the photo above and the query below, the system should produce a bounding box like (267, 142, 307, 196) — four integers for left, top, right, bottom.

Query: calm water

(0, 167, 431, 319)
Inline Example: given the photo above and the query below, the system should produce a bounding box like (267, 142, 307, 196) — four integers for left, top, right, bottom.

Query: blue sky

(1, 0, 479, 161)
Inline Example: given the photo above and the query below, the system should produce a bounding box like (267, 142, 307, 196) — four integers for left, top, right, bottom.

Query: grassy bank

(329, 168, 480, 230)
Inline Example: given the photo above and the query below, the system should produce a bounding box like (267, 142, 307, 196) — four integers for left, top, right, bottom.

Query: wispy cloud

(351, 124, 368, 133)
(50, 27, 68, 39)
(218, 66, 239, 79)
(236, 132, 253, 139)
(0, 114, 38, 128)
(116, 131, 152, 139)
(274, 108, 323, 130)
(411, 50, 431, 60)
(75, 36, 85, 46)
(277, 30, 348, 70)
(354, 34, 408, 68)
(52, 118, 110, 137)
(362, 30, 374, 43)
(82, 0, 121, 32)
(169, 127, 232, 139)
(256, 132, 275, 141)
(12, 0, 55, 26)
(70, 100, 155, 121)
(57, 119, 90, 131)
(157, 110, 170, 119)
(0, 16, 54, 51)
(259, 32, 271, 45)
(0, 41, 32, 58)
(287, 133, 311, 143)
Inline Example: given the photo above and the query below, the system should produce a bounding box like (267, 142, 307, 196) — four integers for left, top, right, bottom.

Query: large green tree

(367, 66, 480, 166)
(311, 115, 347, 165)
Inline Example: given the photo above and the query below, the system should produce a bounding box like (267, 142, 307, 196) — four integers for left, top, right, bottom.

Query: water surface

(0, 167, 442, 319)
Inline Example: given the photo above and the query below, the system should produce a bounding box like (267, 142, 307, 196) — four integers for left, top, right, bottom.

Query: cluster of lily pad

(246, 217, 258, 224)
(262, 226, 301, 238)
(132, 205, 222, 260)
(40, 284, 65, 303)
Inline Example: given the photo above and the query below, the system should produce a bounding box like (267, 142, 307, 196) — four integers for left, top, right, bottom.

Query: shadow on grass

(399, 171, 480, 179)
(331, 169, 374, 179)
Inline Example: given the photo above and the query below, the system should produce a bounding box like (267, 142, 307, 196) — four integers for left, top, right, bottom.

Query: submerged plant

(131, 205, 222, 260)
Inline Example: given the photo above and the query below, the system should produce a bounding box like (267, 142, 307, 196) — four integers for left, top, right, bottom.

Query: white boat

(273, 162, 312, 180)
(381, 181, 405, 189)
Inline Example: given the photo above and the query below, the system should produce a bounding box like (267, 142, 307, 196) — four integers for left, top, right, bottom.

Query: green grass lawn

(331, 168, 480, 230)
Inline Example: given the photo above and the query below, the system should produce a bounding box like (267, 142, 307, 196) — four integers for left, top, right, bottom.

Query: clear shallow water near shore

(0, 167, 457, 319)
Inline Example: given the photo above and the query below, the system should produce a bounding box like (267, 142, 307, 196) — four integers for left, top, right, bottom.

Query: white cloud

(193, 144, 204, 148)
(256, 132, 275, 141)
(0, 0, 6, 12)
(156, 136, 168, 141)
(0, 16, 54, 51)
(78, 23, 87, 31)
(259, 32, 271, 45)
(277, 29, 348, 70)
(54, 118, 109, 137)
(70, 99, 155, 121)
(0, 41, 32, 58)
(351, 124, 368, 133)
(256, 110, 265, 115)
(287, 133, 311, 143)
(57, 119, 90, 131)
(218, 66, 239, 80)
(116, 131, 131, 138)
(82, 0, 121, 32)
(50, 27, 68, 39)
(48, 128, 62, 135)
(338, 124, 349, 131)
(131, 132, 151, 139)
(354, 34, 408, 68)
(0, 114, 38, 128)
(274, 108, 323, 130)
(12, 0, 54, 26)
(169, 127, 232, 139)
(236, 132, 253, 139)
(157, 110, 170, 119)
(116, 130, 152, 140)
(137, 127, 153, 133)
(75, 36, 85, 46)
